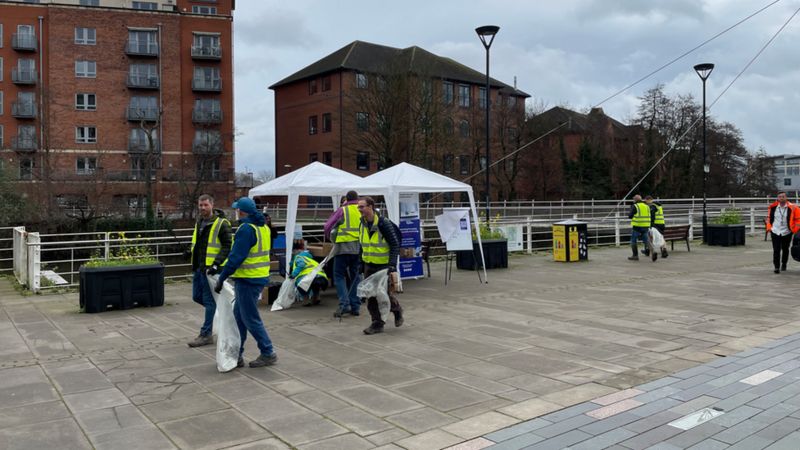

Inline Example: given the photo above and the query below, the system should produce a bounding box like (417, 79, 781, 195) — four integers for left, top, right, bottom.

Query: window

(0, 57, 3, 82)
(0, 91, 3, 115)
(356, 112, 369, 131)
(308, 115, 318, 135)
(356, 72, 367, 89)
(323, 151, 332, 166)
(194, 130, 221, 152)
(15, 92, 34, 115)
(356, 152, 369, 171)
(443, 118, 454, 135)
(193, 98, 219, 121)
(479, 87, 487, 110)
(76, 126, 97, 143)
(0, 125, 3, 148)
(80, 0, 99, 5)
(130, 129, 158, 152)
(76, 157, 96, 175)
(309, 153, 318, 163)
(128, 30, 158, 54)
(322, 113, 332, 133)
(458, 84, 470, 107)
(192, 5, 218, 14)
(16, 59, 35, 82)
(506, 127, 518, 142)
(75, 93, 96, 111)
(443, 81, 454, 105)
(479, 156, 487, 170)
(193, 66, 221, 89)
(130, 96, 158, 119)
(308, 79, 317, 95)
(0, 24, 3, 48)
(322, 76, 331, 91)
(197, 157, 221, 179)
(507, 95, 517, 108)
(131, 63, 158, 86)
(132, 1, 158, 10)
(443, 154, 454, 174)
(459, 155, 470, 175)
(74, 27, 96, 45)
(75, 60, 96, 78)
(788, 166, 800, 176)
(192, 33, 220, 57)
(785, 178, 792, 186)
(459, 120, 470, 138)
(20, 158, 34, 180)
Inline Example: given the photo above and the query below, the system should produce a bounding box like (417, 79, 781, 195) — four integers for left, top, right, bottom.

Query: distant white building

(772, 155, 800, 193)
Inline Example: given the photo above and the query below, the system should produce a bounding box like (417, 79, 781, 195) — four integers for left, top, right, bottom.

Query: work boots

(187, 334, 213, 348)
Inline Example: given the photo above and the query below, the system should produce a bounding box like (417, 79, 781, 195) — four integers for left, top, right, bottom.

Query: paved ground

(2, 238, 800, 449)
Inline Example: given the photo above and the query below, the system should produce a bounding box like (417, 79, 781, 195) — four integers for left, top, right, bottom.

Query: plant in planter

(707, 208, 746, 247)
(79, 232, 165, 313)
(456, 214, 509, 270)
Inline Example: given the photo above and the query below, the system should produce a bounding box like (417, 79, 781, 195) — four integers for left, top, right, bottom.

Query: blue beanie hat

(231, 197, 257, 215)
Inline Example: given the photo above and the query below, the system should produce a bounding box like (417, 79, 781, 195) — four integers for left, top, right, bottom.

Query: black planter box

(456, 239, 508, 270)
(79, 263, 165, 313)
(707, 224, 746, 247)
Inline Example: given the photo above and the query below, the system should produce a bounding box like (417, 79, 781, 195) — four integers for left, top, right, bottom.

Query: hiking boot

(651, 251, 658, 262)
(774, 268, 780, 274)
(628, 255, 639, 261)
(394, 311, 404, 327)
(249, 353, 277, 368)
(363, 323, 384, 335)
(333, 307, 350, 318)
(661, 249, 668, 258)
(350, 310, 360, 317)
(187, 334, 213, 348)
(642, 249, 650, 257)
(781, 264, 787, 272)
(237, 357, 244, 368)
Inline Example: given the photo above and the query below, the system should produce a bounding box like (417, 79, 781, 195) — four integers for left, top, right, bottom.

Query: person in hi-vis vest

(628, 194, 654, 261)
(646, 196, 668, 259)
(211, 197, 277, 368)
(324, 190, 363, 318)
(187, 194, 232, 348)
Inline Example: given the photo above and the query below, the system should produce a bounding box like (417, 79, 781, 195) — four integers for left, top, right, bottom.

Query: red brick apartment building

(0, 0, 234, 217)
(270, 41, 530, 202)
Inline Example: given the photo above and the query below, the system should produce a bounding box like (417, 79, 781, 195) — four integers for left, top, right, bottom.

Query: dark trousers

(232, 279, 274, 357)
(771, 232, 793, 269)
(364, 264, 402, 327)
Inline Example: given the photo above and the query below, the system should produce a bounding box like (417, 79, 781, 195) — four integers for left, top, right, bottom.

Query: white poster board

(497, 225, 524, 252)
(436, 208, 472, 252)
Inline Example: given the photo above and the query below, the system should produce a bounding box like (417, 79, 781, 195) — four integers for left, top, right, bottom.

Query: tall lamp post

(476, 25, 499, 226)
(693, 62, 714, 243)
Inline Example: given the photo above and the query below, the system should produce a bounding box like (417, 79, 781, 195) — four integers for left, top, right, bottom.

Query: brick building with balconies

(269, 41, 529, 203)
(0, 0, 235, 218)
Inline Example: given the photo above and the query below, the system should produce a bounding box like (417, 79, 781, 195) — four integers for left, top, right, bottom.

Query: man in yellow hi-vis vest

(324, 190, 362, 318)
(646, 196, 668, 259)
(187, 194, 231, 348)
(628, 194, 654, 261)
(211, 197, 277, 368)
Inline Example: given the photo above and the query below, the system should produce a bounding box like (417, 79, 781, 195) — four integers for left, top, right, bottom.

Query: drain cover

(669, 408, 725, 431)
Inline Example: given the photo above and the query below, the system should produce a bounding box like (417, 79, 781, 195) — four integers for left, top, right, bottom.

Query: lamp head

(475, 25, 500, 49)
(693, 63, 714, 81)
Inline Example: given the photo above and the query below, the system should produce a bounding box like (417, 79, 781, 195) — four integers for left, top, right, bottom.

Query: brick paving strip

(3, 243, 800, 449)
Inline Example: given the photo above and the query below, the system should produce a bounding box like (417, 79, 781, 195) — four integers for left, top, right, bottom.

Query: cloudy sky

(232, 0, 799, 175)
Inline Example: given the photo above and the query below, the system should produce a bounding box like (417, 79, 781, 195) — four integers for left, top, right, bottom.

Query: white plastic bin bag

(208, 275, 240, 373)
(649, 228, 665, 248)
(271, 278, 296, 311)
(356, 268, 390, 322)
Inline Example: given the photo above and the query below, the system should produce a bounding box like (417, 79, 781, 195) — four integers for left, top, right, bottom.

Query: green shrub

(83, 232, 158, 268)
(472, 213, 506, 240)
(711, 208, 742, 225)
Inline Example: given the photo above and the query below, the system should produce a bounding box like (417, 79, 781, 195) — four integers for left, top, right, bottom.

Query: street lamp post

(476, 25, 499, 226)
(693, 63, 714, 243)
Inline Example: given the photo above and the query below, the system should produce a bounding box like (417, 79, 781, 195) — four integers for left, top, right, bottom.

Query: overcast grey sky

(232, 0, 799, 175)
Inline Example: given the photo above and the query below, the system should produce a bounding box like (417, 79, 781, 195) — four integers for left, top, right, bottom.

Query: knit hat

(231, 197, 257, 215)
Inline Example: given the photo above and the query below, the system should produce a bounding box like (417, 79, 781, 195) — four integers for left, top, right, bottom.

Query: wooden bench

(662, 225, 691, 251)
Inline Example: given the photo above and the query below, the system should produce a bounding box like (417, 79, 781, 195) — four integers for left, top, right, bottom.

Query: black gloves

(206, 264, 220, 276)
(214, 279, 224, 294)
(182, 247, 192, 260)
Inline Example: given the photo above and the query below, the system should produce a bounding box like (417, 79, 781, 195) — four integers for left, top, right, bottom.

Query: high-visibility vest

(631, 202, 651, 228)
(359, 216, 390, 265)
(654, 205, 665, 225)
(291, 254, 328, 282)
(336, 204, 361, 243)
(191, 217, 229, 267)
(231, 223, 271, 278)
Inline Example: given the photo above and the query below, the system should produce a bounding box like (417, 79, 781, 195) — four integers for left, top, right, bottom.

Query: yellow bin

(553, 220, 588, 262)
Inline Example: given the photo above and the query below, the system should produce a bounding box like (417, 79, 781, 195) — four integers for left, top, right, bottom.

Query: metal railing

(128, 139, 160, 153)
(12, 33, 37, 51)
(125, 41, 159, 56)
(11, 136, 38, 152)
(12, 102, 37, 118)
(192, 78, 221, 91)
(127, 75, 160, 89)
(127, 106, 159, 121)
(11, 68, 37, 84)
(192, 110, 223, 124)
(191, 45, 221, 59)
(192, 138, 222, 154)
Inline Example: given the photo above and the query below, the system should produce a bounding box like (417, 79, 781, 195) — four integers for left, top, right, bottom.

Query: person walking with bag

(766, 191, 800, 274)
(211, 197, 277, 368)
(324, 190, 362, 318)
(628, 194, 655, 261)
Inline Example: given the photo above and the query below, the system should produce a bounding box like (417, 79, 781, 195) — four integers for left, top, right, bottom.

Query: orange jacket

(766, 201, 800, 234)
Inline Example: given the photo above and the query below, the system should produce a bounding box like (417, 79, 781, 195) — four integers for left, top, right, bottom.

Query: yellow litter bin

(553, 220, 588, 262)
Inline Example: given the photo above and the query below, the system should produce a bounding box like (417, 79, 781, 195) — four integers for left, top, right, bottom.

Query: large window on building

(356, 152, 369, 171)
(192, 33, 221, 57)
(458, 84, 470, 108)
(308, 79, 317, 95)
(443, 81, 454, 105)
(75, 93, 96, 111)
(193, 66, 221, 89)
(479, 87, 487, 110)
(76, 126, 97, 144)
(80, 0, 99, 5)
(197, 157, 221, 180)
(74, 27, 96, 45)
(785, 178, 792, 186)
(356, 72, 368, 89)
(308, 115, 318, 135)
(356, 112, 369, 131)
(130, 96, 158, 120)
(75, 60, 96, 78)
(192, 5, 218, 14)
(459, 155, 470, 175)
(322, 76, 331, 91)
(128, 30, 158, 54)
(323, 151, 332, 166)
(309, 153, 318, 163)
(76, 156, 96, 175)
(443, 154, 454, 174)
(322, 113, 332, 133)
(20, 158, 34, 180)
(132, 1, 158, 10)
(459, 120, 470, 138)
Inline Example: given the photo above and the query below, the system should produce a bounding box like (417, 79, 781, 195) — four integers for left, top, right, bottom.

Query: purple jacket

(324, 200, 360, 240)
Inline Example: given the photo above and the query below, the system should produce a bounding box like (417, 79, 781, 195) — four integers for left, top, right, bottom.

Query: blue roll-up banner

(398, 193, 424, 278)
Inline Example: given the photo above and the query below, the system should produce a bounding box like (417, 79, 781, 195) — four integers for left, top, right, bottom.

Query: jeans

(232, 278, 274, 357)
(364, 264, 402, 327)
(630, 227, 650, 255)
(192, 270, 216, 336)
(334, 253, 361, 312)
(771, 232, 793, 269)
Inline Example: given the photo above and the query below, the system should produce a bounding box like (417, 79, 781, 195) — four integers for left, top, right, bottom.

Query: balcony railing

(127, 107, 159, 122)
(12, 102, 37, 119)
(127, 75, 160, 89)
(162, 169, 232, 182)
(12, 33, 37, 51)
(191, 45, 221, 60)
(192, 110, 223, 124)
(191, 78, 221, 92)
(12, 68, 37, 84)
(12, 136, 38, 152)
(125, 41, 159, 57)
(192, 139, 222, 154)
(106, 170, 157, 182)
(128, 139, 160, 154)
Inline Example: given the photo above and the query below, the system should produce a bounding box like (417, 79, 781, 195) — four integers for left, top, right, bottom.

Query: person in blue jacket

(208, 197, 277, 368)
(289, 244, 329, 306)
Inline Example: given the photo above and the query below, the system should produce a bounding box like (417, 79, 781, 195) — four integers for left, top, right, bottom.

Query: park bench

(662, 224, 691, 251)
